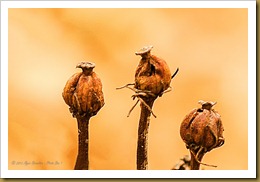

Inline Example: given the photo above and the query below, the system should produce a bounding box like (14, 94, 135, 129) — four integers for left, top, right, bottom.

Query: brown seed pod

(62, 61, 104, 170)
(62, 61, 105, 118)
(180, 100, 225, 169)
(116, 46, 179, 170)
(134, 45, 172, 97)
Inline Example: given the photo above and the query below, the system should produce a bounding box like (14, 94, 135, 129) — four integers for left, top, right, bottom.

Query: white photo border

(0, 0, 256, 178)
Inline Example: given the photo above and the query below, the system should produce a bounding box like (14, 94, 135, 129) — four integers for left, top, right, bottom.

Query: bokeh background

(8, 8, 248, 170)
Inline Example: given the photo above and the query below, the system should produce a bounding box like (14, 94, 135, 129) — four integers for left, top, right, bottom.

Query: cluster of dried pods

(62, 45, 224, 170)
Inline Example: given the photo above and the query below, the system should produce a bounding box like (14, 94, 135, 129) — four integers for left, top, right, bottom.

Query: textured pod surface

(62, 72, 82, 107)
(134, 47, 172, 96)
(180, 102, 224, 152)
(62, 62, 104, 118)
(75, 72, 104, 117)
(180, 108, 199, 145)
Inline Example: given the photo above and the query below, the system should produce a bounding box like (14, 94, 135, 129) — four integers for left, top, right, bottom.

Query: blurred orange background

(8, 8, 248, 170)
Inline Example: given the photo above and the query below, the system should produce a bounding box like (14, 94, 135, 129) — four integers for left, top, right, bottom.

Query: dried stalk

(136, 97, 155, 170)
(190, 148, 205, 170)
(180, 101, 225, 170)
(74, 116, 90, 170)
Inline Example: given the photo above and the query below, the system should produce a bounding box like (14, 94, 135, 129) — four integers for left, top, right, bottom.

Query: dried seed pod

(62, 61, 104, 170)
(117, 46, 179, 170)
(134, 45, 172, 97)
(134, 46, 175, 170)
(62, 61, 105, 118)
(180, 100, 225, 169)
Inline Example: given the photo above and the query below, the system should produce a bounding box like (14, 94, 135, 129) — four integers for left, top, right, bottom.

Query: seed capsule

(180, 100, 224, 153)
(62, 61, 105, 118)
(134, 45, 172, 97)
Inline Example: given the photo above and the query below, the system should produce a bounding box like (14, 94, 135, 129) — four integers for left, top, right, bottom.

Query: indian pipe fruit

(180, 100, 225, 170)
(62, 61, 104, 170)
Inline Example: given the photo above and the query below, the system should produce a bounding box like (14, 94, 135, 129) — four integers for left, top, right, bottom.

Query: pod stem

(137, 97, 155, 170)
(190, 147, 217, 170)
(190, 149, 205, 170)
(74, 116, 90, 170)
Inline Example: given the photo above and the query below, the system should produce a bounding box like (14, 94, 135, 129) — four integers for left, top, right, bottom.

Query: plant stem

(74, 116, 90, 170)
(137, 97, 155, 170)
(190, 149, 205, 170)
